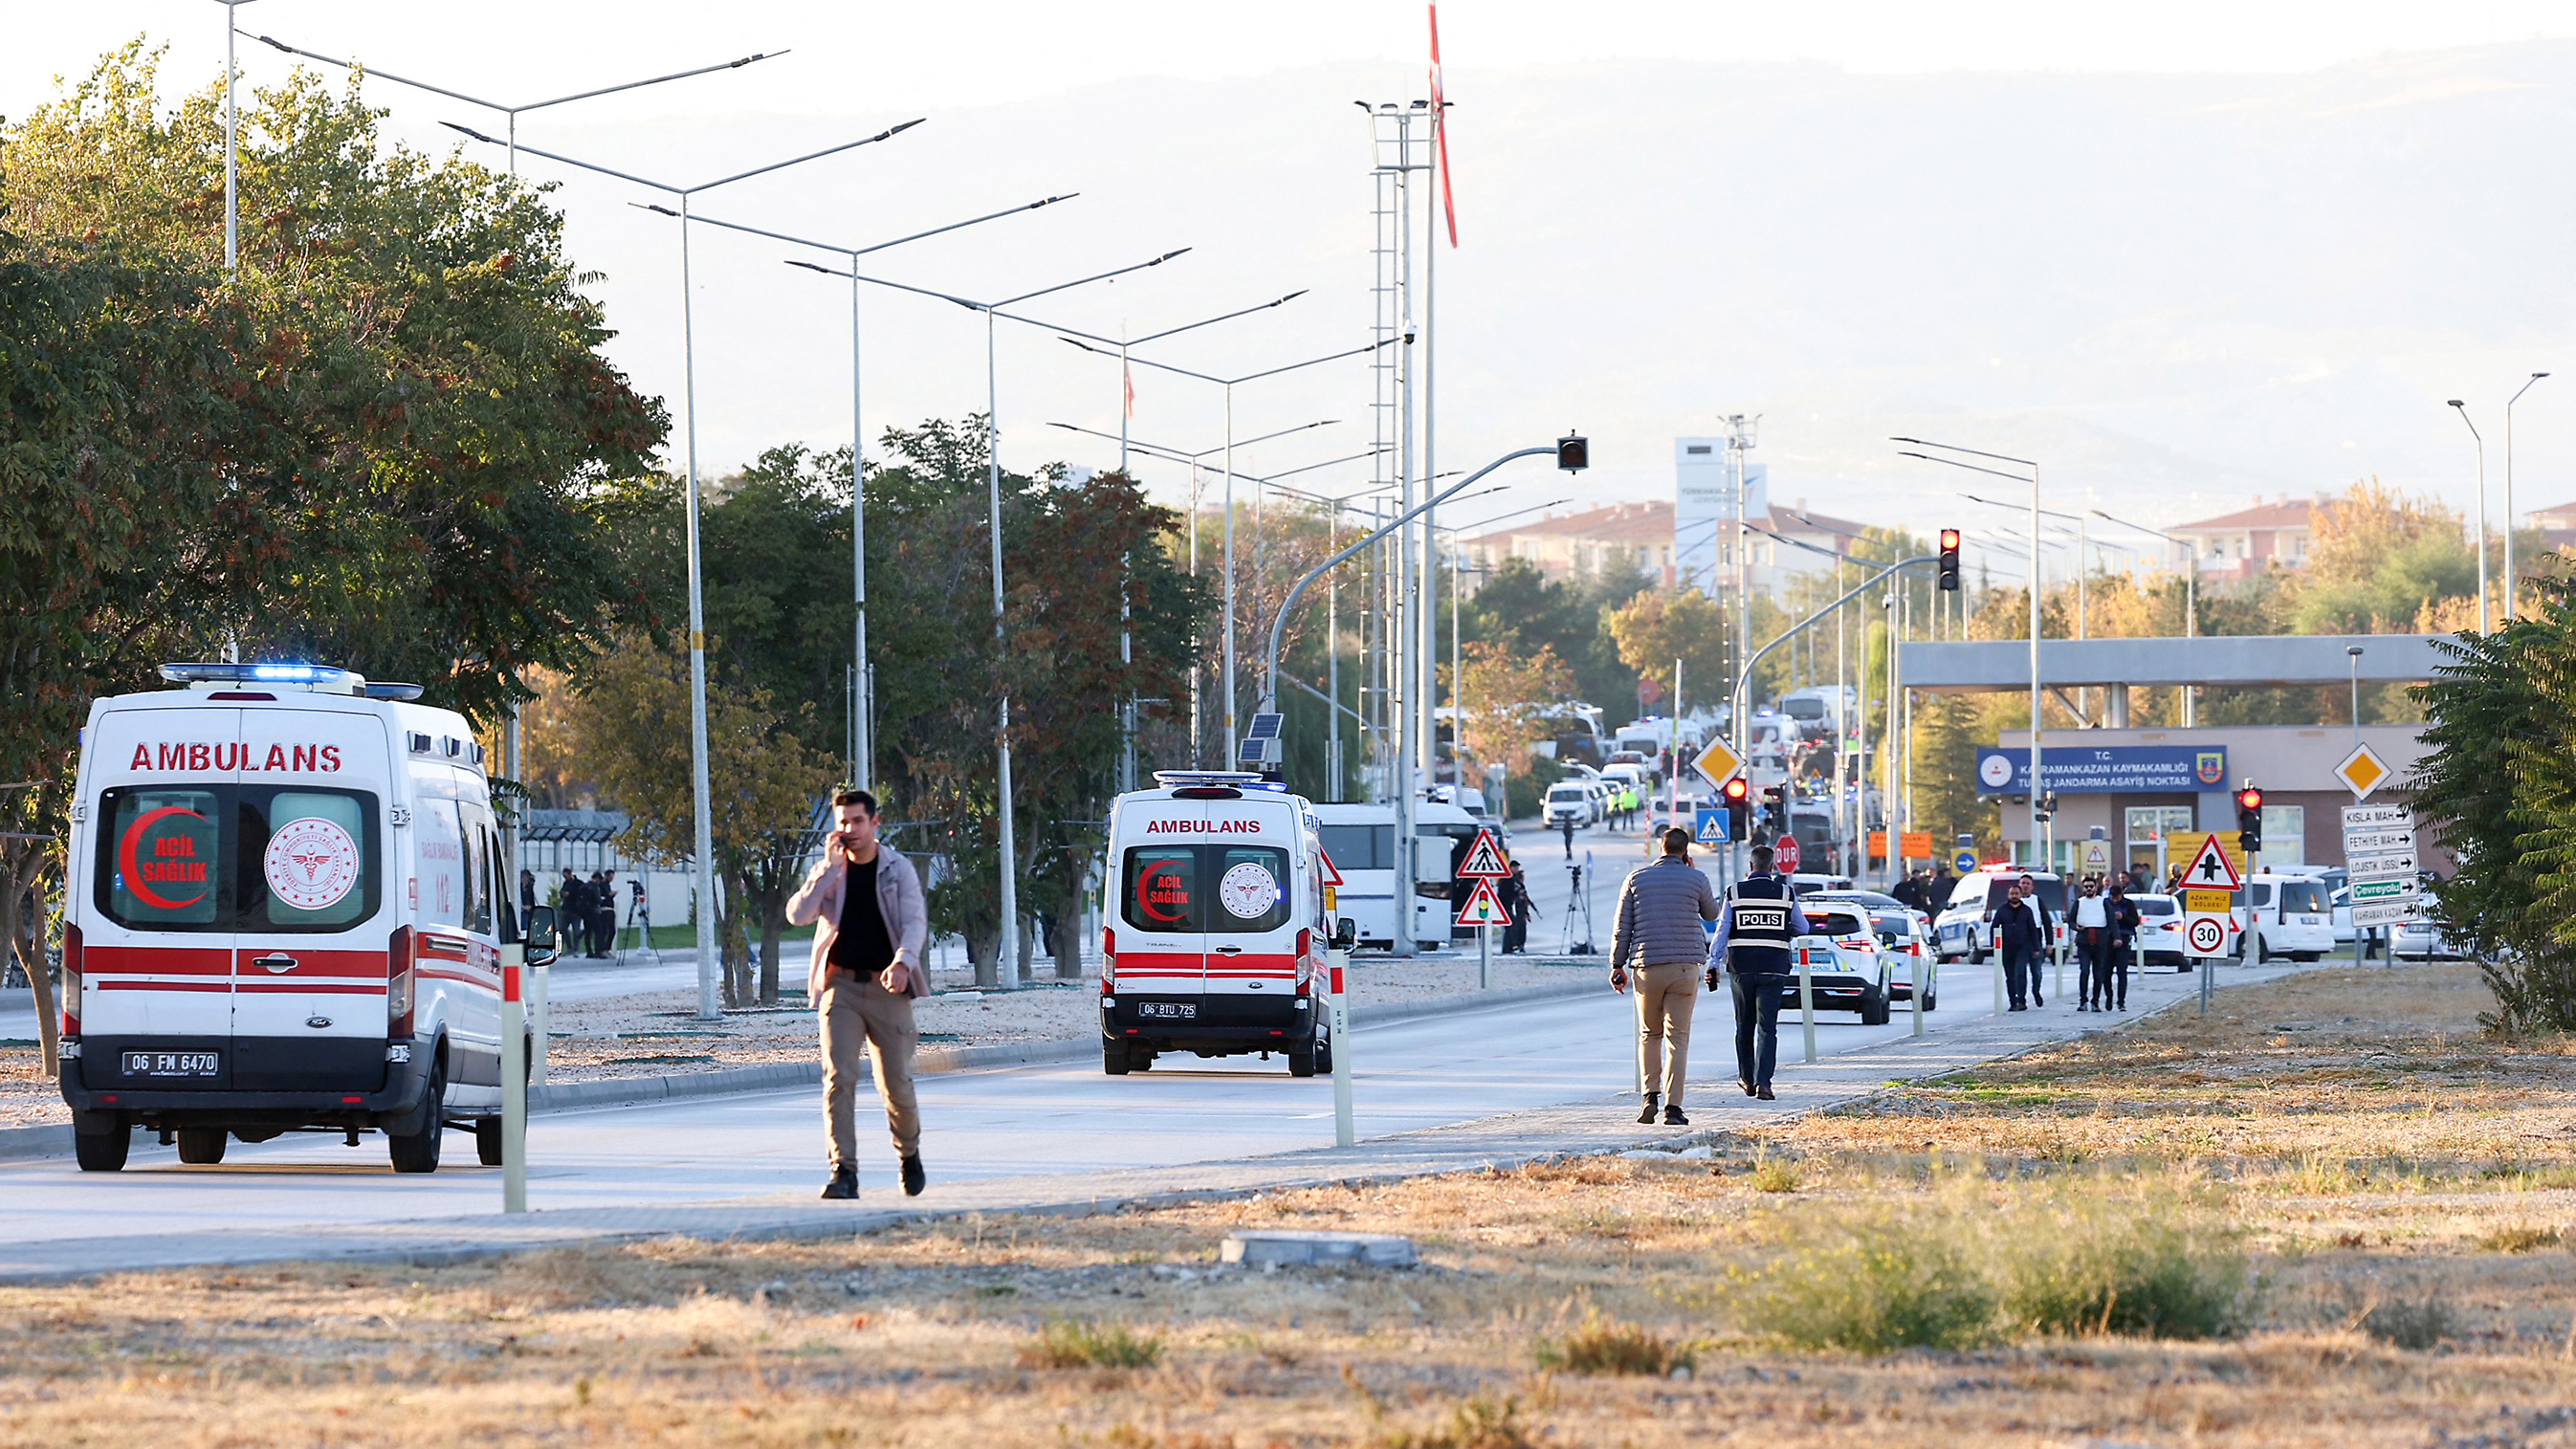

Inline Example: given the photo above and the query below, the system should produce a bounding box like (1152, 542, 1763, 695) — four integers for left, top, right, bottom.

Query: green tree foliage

(2411, 584, 2576, 1034)
(1461, 555, 1652, 719)
(1603, 588, 1730, 710)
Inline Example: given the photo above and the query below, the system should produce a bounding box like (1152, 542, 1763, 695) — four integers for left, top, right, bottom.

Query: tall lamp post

(644, 196, 1082, 791)
(1898, 438, 2046, 870)
(2448, 400, 2489, 631)
(215, 1, 261, 271)
(447, 120, 924, 1020)
(2506, 372, 2550, 624)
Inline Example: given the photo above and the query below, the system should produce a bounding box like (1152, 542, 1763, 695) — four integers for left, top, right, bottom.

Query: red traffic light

(2235, 785, 2264, 813)
(1722, 777, 1749, 801)
(1939, 528, 1961, 550)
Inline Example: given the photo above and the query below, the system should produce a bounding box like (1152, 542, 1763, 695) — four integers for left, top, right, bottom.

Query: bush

(1376, 1394, 1536, 1449)
(1535, 1315, 1693, 1375)
(1749, 1149, 1801, 1195)
(1995, 1194, 2253, 1340)
(2358, 1293, 2458, 1350)
(2474, 1223, 2563, 1253)
(1736, 1234, 1998, 1353)
(1020, 1317, 1163, 1370)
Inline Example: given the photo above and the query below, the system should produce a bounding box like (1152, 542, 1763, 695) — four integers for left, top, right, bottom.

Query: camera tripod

(620, 881, 658, 965)
(1557, 851, 1597, 955)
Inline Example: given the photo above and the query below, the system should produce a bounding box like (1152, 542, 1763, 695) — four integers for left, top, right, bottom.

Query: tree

(1602, 588, 1731, 714)
(2291, 479, 2479, 635)
(1440, 641, 1578, 772)
(2411, 586, 2576, 1034)
(562, 632, 836, 1006)
(1460, 555, 1652, 722)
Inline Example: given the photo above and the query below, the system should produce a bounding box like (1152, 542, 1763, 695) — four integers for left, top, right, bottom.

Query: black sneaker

(1662, 1105, 1689, 1126)
(1741, 1079, 1757, 1097)
(1754, 1086, 1775, 1101)
(820, 1167, 857, 1200)
(1636, 1093, 1661, 1125)
(900, 1154, 926, 1197)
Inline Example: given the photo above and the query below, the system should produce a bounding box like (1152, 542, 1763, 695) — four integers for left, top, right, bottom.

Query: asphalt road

(0, 934, 2162, 1246)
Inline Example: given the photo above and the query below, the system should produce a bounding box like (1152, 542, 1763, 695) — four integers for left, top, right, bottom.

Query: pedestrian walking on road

(1609, 826, 1723, 1127)
(1989, 876, 2049, 1010)
(785, 787, 931, 1202)
(1560, 813, 1576, 858)
(1502, 862, 1531, 955)
(1709, 843, 1809, 1101)
(2104, 877, 2141, 1011)
(2072, 877, 2111, 1010)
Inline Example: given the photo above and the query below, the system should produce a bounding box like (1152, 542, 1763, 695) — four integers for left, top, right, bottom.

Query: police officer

(1706, 844, 1811, 1102)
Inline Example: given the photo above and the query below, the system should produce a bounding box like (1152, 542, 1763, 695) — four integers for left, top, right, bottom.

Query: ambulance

(1098, 771, 1341, 1077)
(57, 662, 550, 1174)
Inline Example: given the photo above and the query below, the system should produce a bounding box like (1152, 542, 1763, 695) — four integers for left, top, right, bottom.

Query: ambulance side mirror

(1332, 918, 1357, 952)
(525, 906, 560, 967)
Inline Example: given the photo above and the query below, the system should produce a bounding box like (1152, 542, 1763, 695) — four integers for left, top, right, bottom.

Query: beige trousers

(820, 969, 920, 1168)
(1634, 961, 1701, 1106)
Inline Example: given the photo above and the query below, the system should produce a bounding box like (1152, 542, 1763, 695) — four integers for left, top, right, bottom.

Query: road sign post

(2343, 803, 2419, 960)
(1774, 834, 1803, 874)
(500, 944, 527, 1214)
(2177, 833, 2242, 1015)
(1796, 942, 1817, 1065)
(1454, 831, 1512, 991)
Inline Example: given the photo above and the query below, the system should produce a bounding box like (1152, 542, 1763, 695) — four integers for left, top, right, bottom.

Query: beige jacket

(784, 846, 931, 1000)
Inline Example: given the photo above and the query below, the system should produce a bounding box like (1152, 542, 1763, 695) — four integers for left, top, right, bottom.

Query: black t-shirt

(827, 856, 895, 977)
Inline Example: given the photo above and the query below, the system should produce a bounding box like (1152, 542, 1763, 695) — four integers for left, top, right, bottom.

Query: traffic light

(2235, 783, 2265, 854)
(1760, 782, 1787, 828)
(1937, 529, 1962, 591)
(1723, 776, 1750, 838)
(1555, 432, 1590, 472)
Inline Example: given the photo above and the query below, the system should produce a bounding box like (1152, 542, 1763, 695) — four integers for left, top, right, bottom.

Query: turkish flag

(1429, 4, 1458, 247)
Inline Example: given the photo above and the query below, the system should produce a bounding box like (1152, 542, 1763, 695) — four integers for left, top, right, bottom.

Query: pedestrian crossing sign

(1456, 828, 1511, 879)
(1694, 806, 1728, 844)
(1455, 877, 1510, 927)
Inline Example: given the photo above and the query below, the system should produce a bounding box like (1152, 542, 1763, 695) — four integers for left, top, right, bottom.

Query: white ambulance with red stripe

(57, 663, 548, 1174)
(1098, 771, 1334, 1077)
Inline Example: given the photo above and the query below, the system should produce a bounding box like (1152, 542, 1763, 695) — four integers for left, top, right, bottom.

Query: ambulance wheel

(1315, 1032, 1332, 1075)
(1288, 1041, 1318, 1078)
(1102, 1040, 1131, 1076)
(74, 1126, 130, 1173)
(475, 1117, 504, 1166)
(387, 1058, 447, 1174)
(175, 1127, 228, 1165)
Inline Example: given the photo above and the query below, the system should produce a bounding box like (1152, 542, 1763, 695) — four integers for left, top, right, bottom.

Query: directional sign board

(2335, 741, 2394, 800)
(1455, 829, 1510, 880)
(2179, 832, 2243, 892)
(1455, 877, 1511, 927)
(2341, 803, 2420, 926)
(1954, 849, 1979, 874)
(1689, 735, 1745, 794)
(1694, 806, 1729, 844)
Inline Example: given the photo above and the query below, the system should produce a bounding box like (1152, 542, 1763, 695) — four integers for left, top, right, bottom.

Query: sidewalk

(0, 956, 2314, 1283)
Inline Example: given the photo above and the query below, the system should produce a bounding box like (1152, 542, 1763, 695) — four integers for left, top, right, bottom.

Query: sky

(11, 3, 2576, 560)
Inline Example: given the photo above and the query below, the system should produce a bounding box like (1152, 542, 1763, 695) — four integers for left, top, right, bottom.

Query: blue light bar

(161, 661, 366, 692)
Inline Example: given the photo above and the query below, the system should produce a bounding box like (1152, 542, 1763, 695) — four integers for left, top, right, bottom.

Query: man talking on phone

(786, 788, 930, 1200)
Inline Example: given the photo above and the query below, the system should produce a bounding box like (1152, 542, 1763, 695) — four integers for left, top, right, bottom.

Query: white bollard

(500, 944, 527, 1214)
(1993, 946, 2006, 1016)
(1478, 921, 1491, 990)
(1911, 946, 1926, 1038)
(1797, 944, 1817, 1065)
(1328, 948, 1354, 1148)
(529, 960, 550, 1087)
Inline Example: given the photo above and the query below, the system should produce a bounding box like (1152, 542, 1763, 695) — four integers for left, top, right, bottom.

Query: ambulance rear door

(78, 703, 238, 1081)
(1200, 801, 1304, 1027)
(228, 706, 394, 1092)
(1113, 800, 1208, 1016)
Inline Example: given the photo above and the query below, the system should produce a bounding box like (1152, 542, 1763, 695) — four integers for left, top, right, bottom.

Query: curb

(0, 978, 1607, 1160)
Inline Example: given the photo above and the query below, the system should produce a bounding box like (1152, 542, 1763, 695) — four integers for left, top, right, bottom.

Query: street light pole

(448, 119, 922, 1020)
(218, 1, 258, 272)
(2506, 373, 2550, 624)
(2449, 400, 2489, 631)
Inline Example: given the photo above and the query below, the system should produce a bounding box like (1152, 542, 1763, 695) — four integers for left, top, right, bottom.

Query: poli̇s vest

(1728, 874, 1795, 972)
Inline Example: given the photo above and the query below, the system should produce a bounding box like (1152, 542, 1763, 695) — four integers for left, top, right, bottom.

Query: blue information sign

(1694, 806, 1729, 844)
(1974, 745, 2227, 796)
(1953, 848, 1979, 873)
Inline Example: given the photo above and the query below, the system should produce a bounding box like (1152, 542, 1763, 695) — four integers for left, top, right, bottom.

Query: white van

(1932, 867, 2069, 963)
(58, 662, 549, 1174)
(2243, 873, 2336, 961)
(1100, 771, 1332, 1076)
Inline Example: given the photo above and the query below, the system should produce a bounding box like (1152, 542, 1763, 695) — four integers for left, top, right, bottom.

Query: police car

(1099, 771, 1334, 1077)
(58, 662, 547, 1174)
(1790, 904, 1896, 1024)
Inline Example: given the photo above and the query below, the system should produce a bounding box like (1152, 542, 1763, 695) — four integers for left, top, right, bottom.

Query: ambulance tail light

(387, 926, 416, 1039)
(1294, 929, 1312, 997)
(1100, 928, 1115, 995)
(60, 922, 81, 1036)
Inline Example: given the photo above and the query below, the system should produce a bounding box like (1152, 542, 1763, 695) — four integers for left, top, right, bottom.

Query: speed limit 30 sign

(2184, 911, 2234, 958)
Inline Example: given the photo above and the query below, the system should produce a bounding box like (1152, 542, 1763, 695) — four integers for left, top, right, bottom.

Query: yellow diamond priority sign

(1689, 735, 1745, 793)
(2334, 741, 2391, 801)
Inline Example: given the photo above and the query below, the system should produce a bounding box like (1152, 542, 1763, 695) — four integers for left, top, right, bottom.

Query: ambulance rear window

(96, 784, 381, 933)
(1121, 845, 1290, 933)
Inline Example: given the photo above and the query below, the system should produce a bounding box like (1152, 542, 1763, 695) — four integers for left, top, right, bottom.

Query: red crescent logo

(1135, 860, 1190, 924)
(119, 805, 209, 911)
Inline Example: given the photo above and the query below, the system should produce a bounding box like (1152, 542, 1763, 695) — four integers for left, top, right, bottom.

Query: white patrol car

(58, 662, 551, 1174)
(1789, 903, 1895, 1024)
(1100, 771, 1333, 1077)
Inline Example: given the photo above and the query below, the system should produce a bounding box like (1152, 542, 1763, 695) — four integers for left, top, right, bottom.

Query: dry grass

(3, 964, 2574, 1445)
